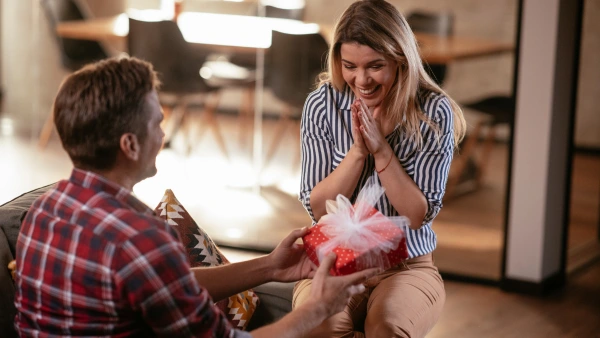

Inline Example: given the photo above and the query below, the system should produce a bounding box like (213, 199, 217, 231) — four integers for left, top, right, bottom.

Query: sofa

(0, 184, 294, 336)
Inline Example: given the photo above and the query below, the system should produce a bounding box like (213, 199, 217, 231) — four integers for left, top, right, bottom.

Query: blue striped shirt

(299, 83, 455, 258)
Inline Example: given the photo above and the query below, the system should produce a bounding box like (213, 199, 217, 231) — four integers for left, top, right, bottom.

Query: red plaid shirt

(15, 169, 251, 338)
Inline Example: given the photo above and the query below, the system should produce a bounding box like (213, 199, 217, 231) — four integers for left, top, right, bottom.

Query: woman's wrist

(349, 144, 368, 161)
(373, 145, 394, 164)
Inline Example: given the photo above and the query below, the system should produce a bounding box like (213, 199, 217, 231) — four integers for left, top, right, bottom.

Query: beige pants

(292, 253, 445, 338)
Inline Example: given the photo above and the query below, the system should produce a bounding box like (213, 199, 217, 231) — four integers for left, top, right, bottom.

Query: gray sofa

(0, 184, 293, 336)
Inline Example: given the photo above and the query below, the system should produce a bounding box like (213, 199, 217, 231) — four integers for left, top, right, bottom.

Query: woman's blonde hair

(319, 0, 466, 148)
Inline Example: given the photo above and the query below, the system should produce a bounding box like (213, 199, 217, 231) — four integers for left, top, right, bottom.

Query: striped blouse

(299, 83, 455, 258)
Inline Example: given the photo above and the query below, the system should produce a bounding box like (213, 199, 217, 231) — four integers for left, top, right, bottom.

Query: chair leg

(475, 125, 497, 186)
(446, 119, 484, 198)
(263, 105, 293, 171)
(192, 91, 229, 161)
(163, 99, 187, 148)
(292, 118, 302, 174)
(238, 87, 255, 150)
(38, 112, 55, 149)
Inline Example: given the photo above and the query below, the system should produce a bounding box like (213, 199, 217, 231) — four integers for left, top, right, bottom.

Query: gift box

(303, 177, 409, 276)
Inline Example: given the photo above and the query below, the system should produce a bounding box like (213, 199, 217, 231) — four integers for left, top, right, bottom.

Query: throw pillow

(154, 189, 259, 331)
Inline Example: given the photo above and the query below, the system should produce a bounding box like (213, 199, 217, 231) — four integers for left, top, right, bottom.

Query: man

(14, 57, 378, 337)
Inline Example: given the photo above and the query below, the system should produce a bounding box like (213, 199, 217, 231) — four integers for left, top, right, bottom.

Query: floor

(429, 260, 600, 338)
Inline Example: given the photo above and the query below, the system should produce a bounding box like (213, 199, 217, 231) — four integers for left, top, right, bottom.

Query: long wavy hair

(319, 0, 466, 148)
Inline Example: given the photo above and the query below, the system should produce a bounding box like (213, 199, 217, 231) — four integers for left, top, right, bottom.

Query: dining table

(56, 10, 514, 64)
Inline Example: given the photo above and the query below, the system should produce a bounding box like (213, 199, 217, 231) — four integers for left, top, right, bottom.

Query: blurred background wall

(1, 0, 598, 148)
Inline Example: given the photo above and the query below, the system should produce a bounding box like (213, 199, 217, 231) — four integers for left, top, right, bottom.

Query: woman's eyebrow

(341, 58, 386, 64)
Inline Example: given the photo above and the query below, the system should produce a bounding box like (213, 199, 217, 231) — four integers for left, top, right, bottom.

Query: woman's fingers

(358, 98, 375, 122)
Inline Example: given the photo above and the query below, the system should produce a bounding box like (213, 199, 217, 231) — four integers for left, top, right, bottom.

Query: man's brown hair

(53, 56, 160, 170)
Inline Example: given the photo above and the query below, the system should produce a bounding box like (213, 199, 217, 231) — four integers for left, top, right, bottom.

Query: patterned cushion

(154, 189, 259, 331)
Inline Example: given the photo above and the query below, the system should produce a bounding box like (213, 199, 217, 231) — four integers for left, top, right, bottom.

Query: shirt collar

(69, 168, 154, 215)
(332, 83, 356, 111)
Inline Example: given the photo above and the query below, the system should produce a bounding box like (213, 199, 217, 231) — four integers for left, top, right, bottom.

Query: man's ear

(120, 133, 140, 161)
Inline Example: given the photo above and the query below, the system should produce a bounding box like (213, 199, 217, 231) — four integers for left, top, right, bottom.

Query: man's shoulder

(28, 180, 170, 245)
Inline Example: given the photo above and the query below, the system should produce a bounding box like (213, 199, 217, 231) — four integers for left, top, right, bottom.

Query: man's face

(137, 90, 165, 181)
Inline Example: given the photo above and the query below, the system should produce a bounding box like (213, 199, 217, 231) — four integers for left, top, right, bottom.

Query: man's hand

(249, 253, 381, 338)
(8, 260, 16, 282)
(308, 253, 381, 318)
(267, 227, 317, 282)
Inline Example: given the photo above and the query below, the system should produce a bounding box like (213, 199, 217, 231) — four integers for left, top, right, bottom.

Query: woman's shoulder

(419, 90, 453, 122)
(305, 83, 353, 110)
(307, 82, 345, 100)
(306, 82, 331, 101)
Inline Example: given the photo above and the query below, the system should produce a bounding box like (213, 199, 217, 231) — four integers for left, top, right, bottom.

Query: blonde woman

(294, 0, 466, 336)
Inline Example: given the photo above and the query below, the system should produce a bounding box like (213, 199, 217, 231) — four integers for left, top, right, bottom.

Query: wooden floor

(429, 259, 600, 338)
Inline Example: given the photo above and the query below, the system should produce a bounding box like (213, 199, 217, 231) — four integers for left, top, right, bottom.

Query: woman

(293, 0, 466, 337)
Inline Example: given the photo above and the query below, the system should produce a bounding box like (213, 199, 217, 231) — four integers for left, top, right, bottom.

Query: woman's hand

(356, 98, 388, 155)
(351, 101, 369, 159)
(267, 227, 317, 282)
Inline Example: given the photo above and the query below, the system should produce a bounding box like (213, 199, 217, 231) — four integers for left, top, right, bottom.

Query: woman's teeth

(359, 86, 378, 95)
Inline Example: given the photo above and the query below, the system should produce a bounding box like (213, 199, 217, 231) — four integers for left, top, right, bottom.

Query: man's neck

(78, 167, 138, 191)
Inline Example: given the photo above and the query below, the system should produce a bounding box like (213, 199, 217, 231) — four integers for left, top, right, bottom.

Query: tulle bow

(316, 177, 410, 262)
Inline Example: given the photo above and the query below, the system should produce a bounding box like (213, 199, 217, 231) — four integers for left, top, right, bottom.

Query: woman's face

(340, 42, 398, 108)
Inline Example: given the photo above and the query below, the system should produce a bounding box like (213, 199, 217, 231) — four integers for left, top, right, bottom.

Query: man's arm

(191, 255, 272, 302)
(192, 228, 316, 302)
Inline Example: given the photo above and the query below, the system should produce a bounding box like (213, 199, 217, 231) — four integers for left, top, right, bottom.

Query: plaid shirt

(15, 169, 251, 338)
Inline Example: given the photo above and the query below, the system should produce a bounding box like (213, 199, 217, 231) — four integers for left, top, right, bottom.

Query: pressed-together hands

(351, 98, 390, 157)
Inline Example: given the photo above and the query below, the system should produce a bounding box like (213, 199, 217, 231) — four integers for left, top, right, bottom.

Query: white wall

(506, 0, 579, 282)
(0, 0, 125, 136)
(1, 0, 597, 147)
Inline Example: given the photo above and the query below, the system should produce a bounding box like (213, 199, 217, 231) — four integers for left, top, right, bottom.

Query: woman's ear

(120, 133, 140, 161)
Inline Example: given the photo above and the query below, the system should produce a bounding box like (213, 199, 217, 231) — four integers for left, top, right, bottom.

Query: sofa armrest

(0, 183, 56, 257)
(246, 281, 294, 331)
(0, 231, 17, 337)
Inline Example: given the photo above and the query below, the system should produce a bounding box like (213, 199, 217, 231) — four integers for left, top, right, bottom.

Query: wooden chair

(261, 30, 329, 172)
(128, 18, 254, 159)
(38, 0, 109, 148)
(406, 10, 454, 86)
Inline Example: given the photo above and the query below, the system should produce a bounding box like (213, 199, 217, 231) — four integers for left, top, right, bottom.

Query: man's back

(14, 169, 237, 337)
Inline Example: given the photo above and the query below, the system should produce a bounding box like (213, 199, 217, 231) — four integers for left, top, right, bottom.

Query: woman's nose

(355, 69, 370, 86)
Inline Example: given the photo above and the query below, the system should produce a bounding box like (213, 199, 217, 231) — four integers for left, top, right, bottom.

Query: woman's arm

(309, 145, 366, 221)
(373, 146, 428, 229)
(300, 89, 368, 222)
(357, 96, 453, 229)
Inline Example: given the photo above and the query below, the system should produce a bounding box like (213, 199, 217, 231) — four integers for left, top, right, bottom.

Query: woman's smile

(341, 42, 398, 108)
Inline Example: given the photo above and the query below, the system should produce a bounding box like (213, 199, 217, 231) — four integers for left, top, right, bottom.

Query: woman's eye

(343, 65, 355, 69)
(371, 65, 383, 69)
